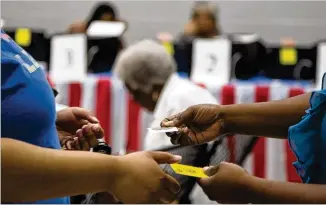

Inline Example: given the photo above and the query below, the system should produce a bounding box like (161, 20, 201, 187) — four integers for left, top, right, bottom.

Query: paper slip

(147, 127, 178, 133)
(170, 163, 208, 178)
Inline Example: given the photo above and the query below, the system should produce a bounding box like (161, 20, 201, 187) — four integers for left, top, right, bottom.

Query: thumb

(163, 109, 193, 127)
(147, 151, 182, 164)
(198, 166, 219, 186)
(203, 166, 219, 177)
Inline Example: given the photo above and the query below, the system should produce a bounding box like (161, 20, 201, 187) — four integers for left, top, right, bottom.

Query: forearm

(1, 138, 122, 203)
(220, 92, 311, 138)
(56, 103, 68, 112)
(244, 176, 326, 203)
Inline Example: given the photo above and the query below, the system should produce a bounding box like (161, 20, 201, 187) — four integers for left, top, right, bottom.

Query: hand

(198, 162, 251, 204)
(161, 104, 224, 146)
(112, 151, 182, 204)
(56, 107, 104, 151)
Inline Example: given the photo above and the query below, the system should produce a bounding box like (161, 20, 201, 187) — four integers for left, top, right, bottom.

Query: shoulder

(168, 79, 218, 110)
(1, 43, 22, 82)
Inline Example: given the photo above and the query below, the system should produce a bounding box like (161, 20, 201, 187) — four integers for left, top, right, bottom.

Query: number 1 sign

(50, 34, 87, 84)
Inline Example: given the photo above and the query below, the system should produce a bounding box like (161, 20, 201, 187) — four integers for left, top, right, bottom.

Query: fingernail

(93, 125, 101, 132)
(83, 126, 89, 133)
(76, 129, 83, 137)
(173, 155, 182, 161)
(203, 166, 210, 172)
(92, 117, 99, 123)
(165, 121, 173, 126)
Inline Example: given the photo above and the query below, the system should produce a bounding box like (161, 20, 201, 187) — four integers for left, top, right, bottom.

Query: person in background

(1, 30, 181, 204)
(113, 39, 219, 204)
(180, 1, 221, 41)
(68, 2, 126, 74)
(68, 2, 122, 34)
(161, 87, 326, 203)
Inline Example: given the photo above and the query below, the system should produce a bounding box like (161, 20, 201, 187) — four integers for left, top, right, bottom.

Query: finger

(72, 137, 81, 150)
(203, 166, 219, 177)
(165, 131, 179, 137)
(82, 125, 98, 148)
(161, 175, 181, 195)
(72, 107, 100, 123)
(78, 133, 90, 151)
(91, 124, 104, 139)
(160, 114, 178, 127)
(198, 165, 219, 186)
(66, 140, 73, 150)
(159, 191, 177, 204)
(61, 137, 72, 150)
(147, 151, 182, 164)
(170, 134, 181, 145)
(160, 118, 170, 128)
(161, 113, 184, 127)
(179, 135, 196, 146)
(159, 190, 178, 204)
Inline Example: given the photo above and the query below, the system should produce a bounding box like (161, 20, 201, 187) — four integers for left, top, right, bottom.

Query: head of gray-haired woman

(113, 39, 176, 112)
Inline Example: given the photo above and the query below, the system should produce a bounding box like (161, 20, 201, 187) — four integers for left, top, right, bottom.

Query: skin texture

(125, 82, 164, 112)
(198, 163, 326, 204)
(161, 92, 311, 146)
(184, 9, 218, 38)
(1, 138, 182, 204)
(56, 107, 104, 151)
(160, 92, 326, 203)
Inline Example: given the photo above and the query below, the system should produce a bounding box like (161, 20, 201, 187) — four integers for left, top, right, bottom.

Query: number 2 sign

(191, 37, 231, 86)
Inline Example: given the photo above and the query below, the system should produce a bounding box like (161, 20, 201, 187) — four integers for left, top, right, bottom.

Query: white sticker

(87, 21, 126, 38)
(50, 34, 87, 84)
(191, 37, 231, 86)
(147, 127, 178, 133)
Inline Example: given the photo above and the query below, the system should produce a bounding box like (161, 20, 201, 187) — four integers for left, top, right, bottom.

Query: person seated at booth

(68, 2, 126, 74)
(113, 39, 227, 203)
(68, 2, 124, 35)
(179, 1, 222, 41)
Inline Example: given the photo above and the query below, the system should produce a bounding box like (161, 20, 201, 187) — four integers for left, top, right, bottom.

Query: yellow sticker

(279, 47, 297, 65)
(15, 28, 31, 47)
(162, 42, 174, 55)
(170, 163, 208, 178)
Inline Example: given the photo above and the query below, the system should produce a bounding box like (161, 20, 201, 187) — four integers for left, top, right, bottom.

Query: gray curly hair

(113, 39, 177, 93)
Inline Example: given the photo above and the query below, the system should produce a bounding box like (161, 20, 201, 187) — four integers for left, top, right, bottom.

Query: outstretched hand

(161, 104, 225, 146)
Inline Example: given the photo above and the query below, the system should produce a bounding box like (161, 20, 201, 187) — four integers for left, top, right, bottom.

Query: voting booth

(230, 33, 266, 80)
(264, 41, 316, 80)
(49, 21, 127, 83)
(3, 24, 323, 88)
(87, 21, 126, 73)
(190, 36, 232, 86)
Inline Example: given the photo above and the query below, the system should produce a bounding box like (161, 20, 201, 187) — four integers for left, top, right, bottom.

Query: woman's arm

(245, 175, 326, 203)
(221, 92, 311, 138)
(1, 138, 120, 202)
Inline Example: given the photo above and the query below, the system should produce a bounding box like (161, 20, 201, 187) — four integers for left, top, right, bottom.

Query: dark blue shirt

(1, 30, 70, 204)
